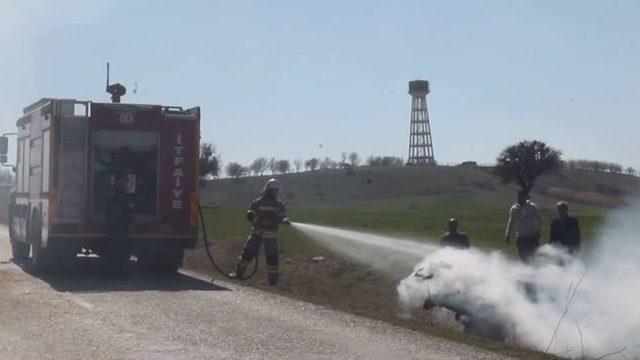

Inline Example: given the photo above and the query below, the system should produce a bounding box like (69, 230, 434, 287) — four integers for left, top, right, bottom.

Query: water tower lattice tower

(407, 80, 435, 165)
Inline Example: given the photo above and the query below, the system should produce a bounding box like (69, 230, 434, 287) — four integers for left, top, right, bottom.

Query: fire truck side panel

(54, 103, 89, 226)
(11, 99, 63, 247)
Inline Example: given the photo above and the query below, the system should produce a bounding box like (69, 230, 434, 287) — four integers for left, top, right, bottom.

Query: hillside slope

(201, 165, 640, 208)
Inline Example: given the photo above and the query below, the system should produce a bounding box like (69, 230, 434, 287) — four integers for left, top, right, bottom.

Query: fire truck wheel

(11, 240, 30, 261)
(101, 241, 131, 274)
(30, 212, 51, 272)
(139, 246, 184, 273)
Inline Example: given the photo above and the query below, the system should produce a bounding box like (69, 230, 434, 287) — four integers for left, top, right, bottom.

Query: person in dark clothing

(103, 173, 134, 272)
(229, 178, 291, 286)
(440, 218, 470, 249)
(549, 201, 581, 256)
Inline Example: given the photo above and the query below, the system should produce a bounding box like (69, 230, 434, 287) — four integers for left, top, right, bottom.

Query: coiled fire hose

(198, 205, 258, 280)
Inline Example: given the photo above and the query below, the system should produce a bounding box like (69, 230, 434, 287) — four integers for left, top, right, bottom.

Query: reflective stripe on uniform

(267, 265, 279, 274)
(259, 206, 278, 211)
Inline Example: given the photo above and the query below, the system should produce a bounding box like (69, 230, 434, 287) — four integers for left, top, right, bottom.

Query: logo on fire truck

(120, 111, 134, 124)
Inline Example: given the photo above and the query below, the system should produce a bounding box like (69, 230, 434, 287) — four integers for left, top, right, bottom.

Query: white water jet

(292, 222, 438, 274)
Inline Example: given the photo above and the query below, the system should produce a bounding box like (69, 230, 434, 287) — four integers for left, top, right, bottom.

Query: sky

(1, 0, 639, 170)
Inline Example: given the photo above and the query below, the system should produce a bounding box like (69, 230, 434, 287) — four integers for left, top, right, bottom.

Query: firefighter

(229, 178, 291, 286)
(103, 168, 134, 272)
(105, 174, 132, 240)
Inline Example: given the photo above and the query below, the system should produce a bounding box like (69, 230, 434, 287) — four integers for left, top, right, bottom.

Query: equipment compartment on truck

(2, 98, 200, 272)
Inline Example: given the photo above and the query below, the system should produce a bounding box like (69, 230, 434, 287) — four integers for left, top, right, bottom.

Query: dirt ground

(183, 240, 553, 359)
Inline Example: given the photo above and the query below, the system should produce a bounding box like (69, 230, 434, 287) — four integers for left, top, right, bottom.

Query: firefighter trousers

(236, 234, 279, 285)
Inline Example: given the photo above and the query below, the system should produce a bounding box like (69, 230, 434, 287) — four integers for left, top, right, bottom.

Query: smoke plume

(294, 202, 640, 358)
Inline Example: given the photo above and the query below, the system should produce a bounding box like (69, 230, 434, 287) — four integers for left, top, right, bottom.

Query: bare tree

(268, 157, 277, 175)
(367, 156, 403, 167)
(348, 152, 360, 167)
(275, 159, 290, 174)
(293, 159, 303, 172)
(566, 159, 630, 175)
(340, 152, 348, 165)
(607, 162, 623, 174)
(225, 162, 247, 179)
(320, 157, 337, 170)
(250, 157, 269, 176)
(305, 158, 319, 171)
(626, 167, 637, 176)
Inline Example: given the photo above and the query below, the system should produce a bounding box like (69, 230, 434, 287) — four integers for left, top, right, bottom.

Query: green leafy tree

(199, 143, 220, 180)
(495, 140, 562, 193)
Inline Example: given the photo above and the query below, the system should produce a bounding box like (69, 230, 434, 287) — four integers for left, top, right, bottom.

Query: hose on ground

(198, 205, 258, 280)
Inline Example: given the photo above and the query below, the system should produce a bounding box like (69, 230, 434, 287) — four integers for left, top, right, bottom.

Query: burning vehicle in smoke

(398, 246, 581, 341)
(413, 264, 514, 340)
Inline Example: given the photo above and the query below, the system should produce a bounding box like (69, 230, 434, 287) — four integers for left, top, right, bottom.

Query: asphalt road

(0, 225, 509, 360)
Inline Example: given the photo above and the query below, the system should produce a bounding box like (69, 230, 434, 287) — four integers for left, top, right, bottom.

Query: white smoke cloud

(294, 201, 640, 358)
(398, 203, 640, 358)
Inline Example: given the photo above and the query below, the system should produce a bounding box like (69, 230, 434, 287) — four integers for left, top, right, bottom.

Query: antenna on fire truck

(105, 62, 127, 103)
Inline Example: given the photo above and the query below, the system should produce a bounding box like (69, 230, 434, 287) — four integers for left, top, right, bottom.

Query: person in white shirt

(504, 190, 542, 264)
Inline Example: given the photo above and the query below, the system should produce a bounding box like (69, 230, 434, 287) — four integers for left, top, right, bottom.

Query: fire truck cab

(1, 98, 200, 272)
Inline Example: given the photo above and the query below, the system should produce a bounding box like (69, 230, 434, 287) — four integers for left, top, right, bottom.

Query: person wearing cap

(549, 201, 581, 256)
(440, 218, 470, 249)
(504, 190, 542, 264)
(229, 178, 291, 286)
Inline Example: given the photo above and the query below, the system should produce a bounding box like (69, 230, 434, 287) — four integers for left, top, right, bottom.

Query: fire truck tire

(139, 246, 184, 273)
(101, 241, 131, 273)
(11, 240, 30, 261)
(30, 212, 52, 272)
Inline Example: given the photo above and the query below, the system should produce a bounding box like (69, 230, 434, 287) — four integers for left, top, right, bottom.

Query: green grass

(201, 192, 606, 259)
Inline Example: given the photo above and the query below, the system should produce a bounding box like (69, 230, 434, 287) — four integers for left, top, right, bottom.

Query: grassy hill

(201, 165, 639, 209)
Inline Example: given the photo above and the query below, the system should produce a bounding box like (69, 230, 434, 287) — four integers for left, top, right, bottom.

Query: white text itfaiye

(172, 132, 184, 210)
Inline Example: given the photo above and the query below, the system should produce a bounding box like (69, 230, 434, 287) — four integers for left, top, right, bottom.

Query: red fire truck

(0, 98, 200, 272)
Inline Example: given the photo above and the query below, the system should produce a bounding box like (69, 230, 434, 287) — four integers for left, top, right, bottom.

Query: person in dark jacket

(549, 201, 581, 256)
(229, 178, 291, 286)
(440, 218, 470, 249)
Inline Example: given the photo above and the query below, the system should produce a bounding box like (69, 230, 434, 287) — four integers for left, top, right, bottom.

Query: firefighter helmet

(263, 178, 281, 192)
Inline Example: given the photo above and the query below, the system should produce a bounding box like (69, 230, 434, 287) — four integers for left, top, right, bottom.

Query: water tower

(407, 80, 435, 165)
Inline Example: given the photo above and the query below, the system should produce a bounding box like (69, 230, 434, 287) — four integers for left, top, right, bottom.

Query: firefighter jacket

(247, 195, 287, 237)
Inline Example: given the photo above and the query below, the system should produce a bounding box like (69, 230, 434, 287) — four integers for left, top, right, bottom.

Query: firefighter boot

(229, 260, 248, 279)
